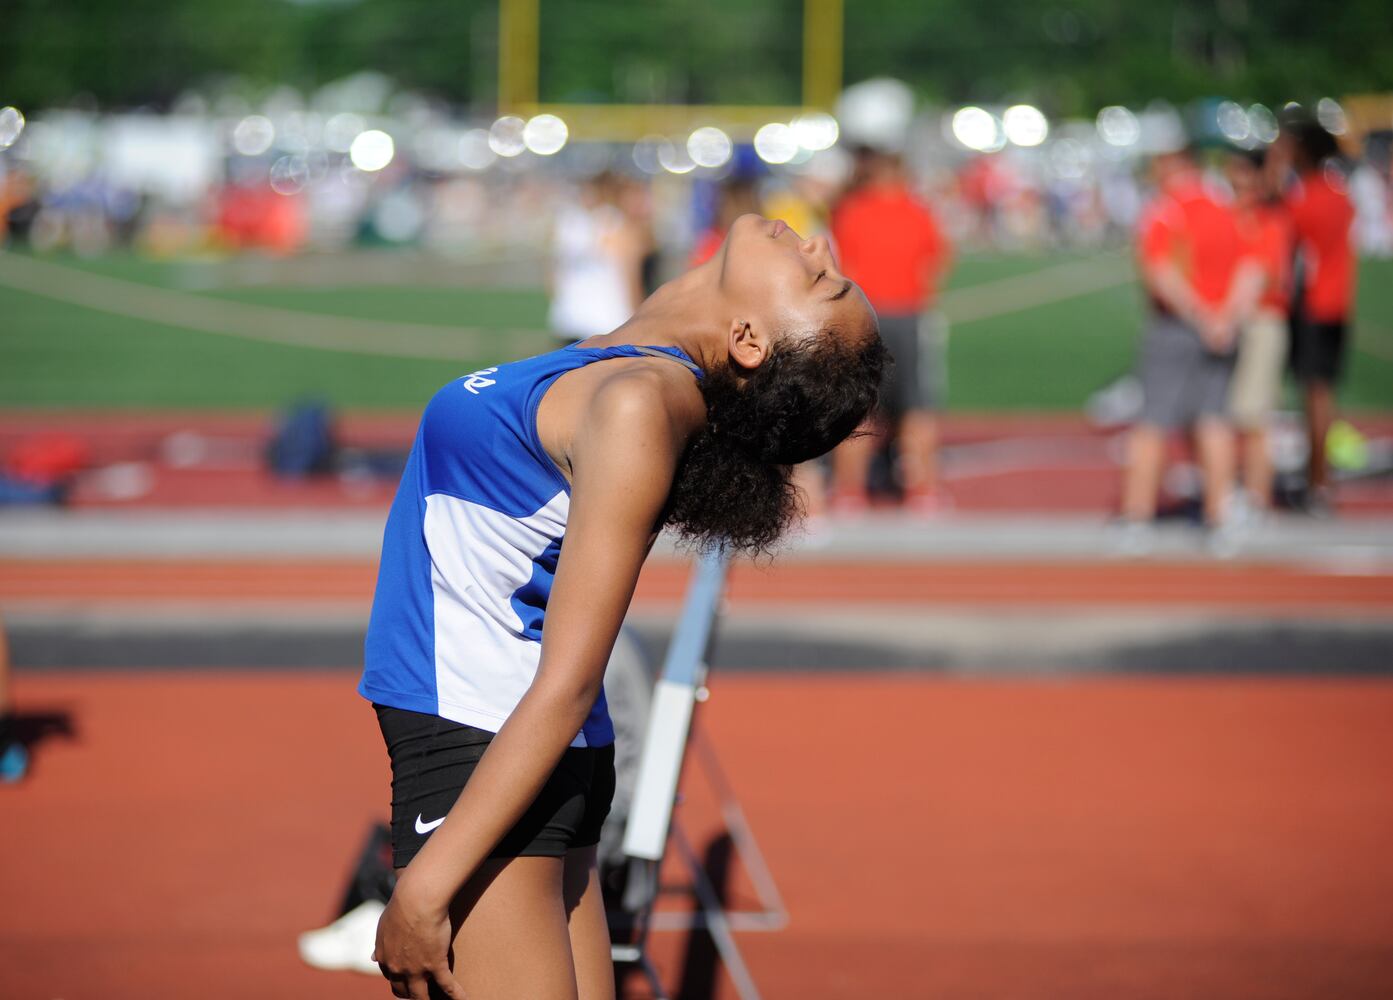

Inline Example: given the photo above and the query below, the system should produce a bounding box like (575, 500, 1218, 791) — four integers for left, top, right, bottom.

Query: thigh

(1230, 313, 1287, 426)
(1194, 350, 1237, 421)
(564, 844, 617, 1000)
(914, 310, 948, 410)
(1138, 317, 1200, 429)
(448, 854, 578, 1000)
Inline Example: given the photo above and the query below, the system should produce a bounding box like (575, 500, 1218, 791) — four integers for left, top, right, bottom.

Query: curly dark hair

(662, 327, 888, 557)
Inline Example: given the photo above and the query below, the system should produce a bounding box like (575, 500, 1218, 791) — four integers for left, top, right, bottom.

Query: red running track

(5, 558, 1393, 612)
(5, 409, 1393, 515)
(2, 671, 1392, 999)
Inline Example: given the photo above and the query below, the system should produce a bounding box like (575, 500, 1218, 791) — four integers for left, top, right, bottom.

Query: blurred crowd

(3, 88, 1390, 265)
(0, 88, 1386, 530)
(541, 111, 1372, 533)
(1116, 113, 1361, 554)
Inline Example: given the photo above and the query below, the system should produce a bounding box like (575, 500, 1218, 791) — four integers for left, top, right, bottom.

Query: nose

(799, 233, 832, 259)
(799, 233, 838, 268)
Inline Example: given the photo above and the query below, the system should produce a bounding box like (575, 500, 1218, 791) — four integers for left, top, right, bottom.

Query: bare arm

(1142, 257, 1207, 331)
(1219, 258, 1265, 331)
(373, 372, 687, 997)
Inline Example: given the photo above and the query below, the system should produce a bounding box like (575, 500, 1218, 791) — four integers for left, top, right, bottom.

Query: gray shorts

(878, 311, 946, 416)
(1136, 314, 1235, 429)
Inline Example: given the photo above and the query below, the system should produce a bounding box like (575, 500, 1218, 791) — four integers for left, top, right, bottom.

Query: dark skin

(372, 214, 876, 1000)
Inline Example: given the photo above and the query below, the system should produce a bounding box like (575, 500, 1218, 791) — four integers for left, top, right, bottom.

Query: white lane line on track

(0, 250, 551, 361)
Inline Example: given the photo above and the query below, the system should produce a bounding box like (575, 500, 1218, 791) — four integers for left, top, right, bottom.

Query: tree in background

(2, 0, 1391, 114)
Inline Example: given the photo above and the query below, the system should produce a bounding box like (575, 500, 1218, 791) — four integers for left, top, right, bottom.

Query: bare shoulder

(585, 358, 705, 439)
(536, 352, 707, 487)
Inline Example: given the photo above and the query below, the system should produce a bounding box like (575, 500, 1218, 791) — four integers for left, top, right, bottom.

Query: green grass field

(2, 248, 1390, 411)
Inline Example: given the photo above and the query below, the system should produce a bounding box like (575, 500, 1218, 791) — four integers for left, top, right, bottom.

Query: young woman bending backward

(359, 213, 885, 999)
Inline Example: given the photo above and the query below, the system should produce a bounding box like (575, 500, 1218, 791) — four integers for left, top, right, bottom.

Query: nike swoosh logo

(414, 814, 445, 834)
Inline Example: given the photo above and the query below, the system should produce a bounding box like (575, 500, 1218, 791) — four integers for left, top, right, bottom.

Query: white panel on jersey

(423, 491, 584, 745)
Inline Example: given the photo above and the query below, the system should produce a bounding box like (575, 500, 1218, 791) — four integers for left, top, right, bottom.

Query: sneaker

(827, 489, 871, 516)
(0, 741, 28, 783)
(1205, 521, 1245, 560)
(1107, 519, 1156, 558)
(902, 485, 952, 516)
(1301, 486, 1335, 519)
(298, 898, 386, 975)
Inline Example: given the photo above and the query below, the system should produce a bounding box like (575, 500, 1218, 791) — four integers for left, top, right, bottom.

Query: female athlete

(360, 213, 884, 999)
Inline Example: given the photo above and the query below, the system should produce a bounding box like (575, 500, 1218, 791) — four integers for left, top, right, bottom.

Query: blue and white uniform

(359, 343, 703, 748)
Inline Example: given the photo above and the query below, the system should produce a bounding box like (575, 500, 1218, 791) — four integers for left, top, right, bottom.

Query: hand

(1195, 308, 1237, 355)
(372, 874, 465, 1000)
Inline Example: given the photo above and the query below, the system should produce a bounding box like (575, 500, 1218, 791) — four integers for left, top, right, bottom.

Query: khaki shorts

(1229, 310, 1288, 428)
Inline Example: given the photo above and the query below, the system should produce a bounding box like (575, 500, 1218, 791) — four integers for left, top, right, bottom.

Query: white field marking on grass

(941, 252, 1136, 326)
(1355, 325, 1393, 363)
(0, 250, 551, 361)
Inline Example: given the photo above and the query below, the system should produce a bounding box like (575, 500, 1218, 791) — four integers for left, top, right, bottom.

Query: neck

(588, 260, 727, 371)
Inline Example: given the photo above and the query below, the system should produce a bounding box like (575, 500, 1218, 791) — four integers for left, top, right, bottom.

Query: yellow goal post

(497, 0, 843, 142)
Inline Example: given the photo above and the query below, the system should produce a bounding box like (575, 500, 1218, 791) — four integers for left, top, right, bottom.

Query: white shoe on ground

(297, 899, 386, 975)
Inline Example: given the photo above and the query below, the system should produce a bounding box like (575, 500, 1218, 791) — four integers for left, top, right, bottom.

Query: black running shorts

(1289, 317, 1348, 385)
(374, 703, 616, 869)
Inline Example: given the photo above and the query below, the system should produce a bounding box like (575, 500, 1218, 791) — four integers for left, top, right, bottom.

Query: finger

(389, 975, 412, 1000)
(429, 964, 468, 1000)
(408, 972, 436, 1000)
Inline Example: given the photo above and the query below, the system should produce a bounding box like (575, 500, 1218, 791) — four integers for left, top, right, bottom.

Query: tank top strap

(629, 344, 705, 377)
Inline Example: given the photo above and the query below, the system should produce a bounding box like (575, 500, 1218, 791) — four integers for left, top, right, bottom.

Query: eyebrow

(830, 279, 851, 301)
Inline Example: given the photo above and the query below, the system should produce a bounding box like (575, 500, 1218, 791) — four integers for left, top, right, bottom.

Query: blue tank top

(358, 342, 703, 747)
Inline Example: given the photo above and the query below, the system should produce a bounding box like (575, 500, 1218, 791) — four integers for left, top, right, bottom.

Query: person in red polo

(829, 147, 952, 512)
(1226, 148, 1294, 517)
(1273, 119, 1357, 512)
(1118, 145, 1262, 553)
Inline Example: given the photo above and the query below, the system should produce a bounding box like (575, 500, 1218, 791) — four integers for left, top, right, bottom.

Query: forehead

(827, 281, 877, 337)
(781, 281, 877, 346)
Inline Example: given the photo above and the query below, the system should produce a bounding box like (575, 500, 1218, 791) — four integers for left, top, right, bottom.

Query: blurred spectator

(616, 175, 661, 298)
(763, 153, 846, 245)
(1349, 156, 1392, 258)
(0, 167, 38, 244)
(829, 147, 952, 513)
(1118, 145, 1262, 551)
(1225, 148, 1294, 518)
(547, 172, 644, 344)
(0, 613, 25, 783)
(689, 177, 760, 268)
(1272, 119, 1358, 514)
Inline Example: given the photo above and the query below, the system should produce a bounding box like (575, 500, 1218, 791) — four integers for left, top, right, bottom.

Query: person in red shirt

(829, 147, 952, 512)
(1119, 146, 1262, 551)
(1272, 119, 1357, 510)
(1225, 149, 1294, 516)
(689, 178, 760, 269)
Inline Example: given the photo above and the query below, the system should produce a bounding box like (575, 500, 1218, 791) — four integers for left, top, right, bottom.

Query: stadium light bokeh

(951, 106, 1005, 153)
(1003, 104, 1049, 147)
(754, 122, 799, 164)
(686, 126, 733, 169)
(348, 129, 394, 172)
(0, 107, 26, 149)
(487, 116, 527, 158)
(522, 114, 568, 156)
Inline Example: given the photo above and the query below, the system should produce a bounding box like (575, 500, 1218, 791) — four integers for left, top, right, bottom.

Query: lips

(769, 219, 787, 238)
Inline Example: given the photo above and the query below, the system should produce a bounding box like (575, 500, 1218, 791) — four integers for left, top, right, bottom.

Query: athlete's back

(359, 343, 700, 748)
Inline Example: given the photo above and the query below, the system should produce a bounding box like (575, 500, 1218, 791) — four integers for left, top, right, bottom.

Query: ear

(727, 317, 770, 372)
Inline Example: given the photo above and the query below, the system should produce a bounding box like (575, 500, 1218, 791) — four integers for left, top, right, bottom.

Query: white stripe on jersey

(423, 490, 593, 746)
